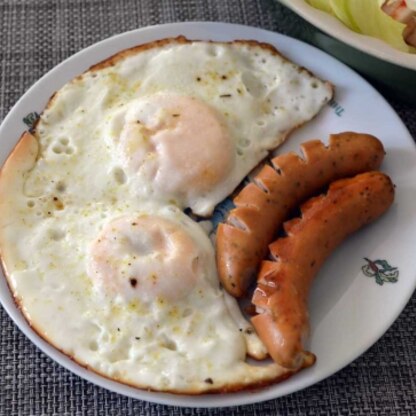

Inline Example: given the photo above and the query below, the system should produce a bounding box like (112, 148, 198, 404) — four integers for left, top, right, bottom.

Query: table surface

(0, 0, 415, 415)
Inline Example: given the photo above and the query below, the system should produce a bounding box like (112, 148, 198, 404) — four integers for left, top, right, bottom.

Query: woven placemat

(1, 0, 415, 414)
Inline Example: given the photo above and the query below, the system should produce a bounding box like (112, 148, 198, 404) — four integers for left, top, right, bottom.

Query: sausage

(251, 171, 395, 369)
(216, 132, 385, 297)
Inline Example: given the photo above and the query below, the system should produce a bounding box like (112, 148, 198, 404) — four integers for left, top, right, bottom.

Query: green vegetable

(330, 0, 360, 31)
(305, 0, 416, 53)
(306, 0, 334, 14)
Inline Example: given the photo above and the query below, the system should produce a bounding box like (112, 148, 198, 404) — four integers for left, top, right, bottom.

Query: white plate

(278, 0, 416, 70)
(0, 22, 415, 408)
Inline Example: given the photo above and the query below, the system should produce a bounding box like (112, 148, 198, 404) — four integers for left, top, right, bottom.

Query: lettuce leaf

(329, 0, 360, 31)
(305, 0, 333, 14)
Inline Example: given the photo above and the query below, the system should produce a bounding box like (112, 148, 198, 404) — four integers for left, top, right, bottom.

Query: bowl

(278, 0, 416, 104)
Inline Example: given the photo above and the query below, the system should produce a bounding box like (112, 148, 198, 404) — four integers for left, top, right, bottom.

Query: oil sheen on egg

(37, 37, 332, 216)
(0, 38, 332, 393)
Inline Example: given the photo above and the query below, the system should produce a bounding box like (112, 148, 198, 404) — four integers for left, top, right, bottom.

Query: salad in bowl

(306, 0, 416, 53)
(278, 0, 416, 104)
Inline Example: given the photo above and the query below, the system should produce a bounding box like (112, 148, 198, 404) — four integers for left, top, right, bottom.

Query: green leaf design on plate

(23, 112, 40, 131)
(362, 258, 399, 286)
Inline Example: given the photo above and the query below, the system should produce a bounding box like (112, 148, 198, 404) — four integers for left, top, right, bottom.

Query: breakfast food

(0, 37, 333, 393)
(217, 132, 385, 297)
(251, 172, 395, 369)
(96, 36, 332, 217)
(0, 134, 295, 393)
(306, 0, 416, 53)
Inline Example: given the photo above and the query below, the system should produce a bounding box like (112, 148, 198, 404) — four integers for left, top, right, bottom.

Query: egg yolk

(87, 214, 201, 302)
(117, 93, 235, 205)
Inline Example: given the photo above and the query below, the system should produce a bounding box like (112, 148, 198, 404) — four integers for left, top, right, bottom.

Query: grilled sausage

(216, 132, 385, 297)
(251, 171, 395, 369)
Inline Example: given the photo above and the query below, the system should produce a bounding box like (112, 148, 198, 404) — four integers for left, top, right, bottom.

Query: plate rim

(0, 21, 415, 408)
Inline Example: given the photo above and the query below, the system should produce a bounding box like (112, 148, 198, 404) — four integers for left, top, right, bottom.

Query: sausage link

(216, 132, 385, 297)
(251, 171, 395, 369)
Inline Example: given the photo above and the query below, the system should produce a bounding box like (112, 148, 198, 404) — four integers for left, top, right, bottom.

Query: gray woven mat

(0, 0, 415, 415)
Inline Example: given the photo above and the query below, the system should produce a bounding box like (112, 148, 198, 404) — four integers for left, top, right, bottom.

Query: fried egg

(0, 141, 283, 391)
(0, 37, 332, 393)
(36, 37, 332, 216)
